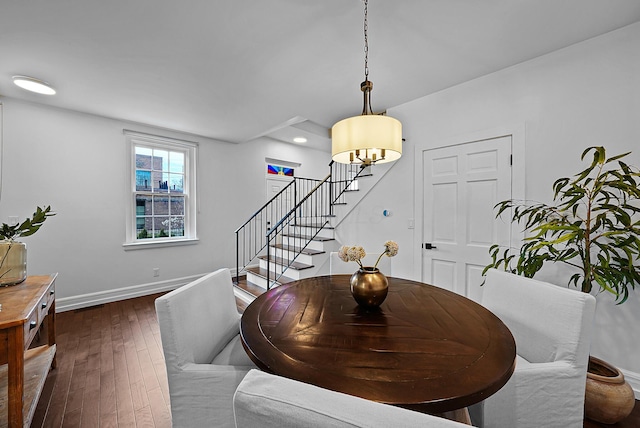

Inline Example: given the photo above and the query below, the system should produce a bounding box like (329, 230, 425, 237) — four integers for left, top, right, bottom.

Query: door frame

(412, 124, 526, 282)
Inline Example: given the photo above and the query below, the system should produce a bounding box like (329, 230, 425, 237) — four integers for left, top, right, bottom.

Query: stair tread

(272, 243, 325, 256)
(282, 233, 335, 242)
(246, 266, 296, 285)
(257, 255, 314, 270)
(293, 223, 335, 230)
(233, 279, 265, 299)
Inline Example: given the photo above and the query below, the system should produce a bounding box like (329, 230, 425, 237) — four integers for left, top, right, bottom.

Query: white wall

(339, 22, 640, 382)
(0, 98, 331, 306)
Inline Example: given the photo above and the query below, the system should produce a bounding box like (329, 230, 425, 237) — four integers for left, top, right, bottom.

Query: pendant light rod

(363, 0, 370, 82)
(361, 0, 373, 116)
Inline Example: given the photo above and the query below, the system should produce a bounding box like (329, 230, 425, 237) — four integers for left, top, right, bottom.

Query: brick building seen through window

(135, 150, 185, 239)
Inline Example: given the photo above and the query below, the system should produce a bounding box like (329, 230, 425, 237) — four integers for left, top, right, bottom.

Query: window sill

(123, 238, 199, 251)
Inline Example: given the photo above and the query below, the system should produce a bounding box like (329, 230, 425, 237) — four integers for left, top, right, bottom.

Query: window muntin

(125, 131, 197, 247)
(134, 147, 186, 239)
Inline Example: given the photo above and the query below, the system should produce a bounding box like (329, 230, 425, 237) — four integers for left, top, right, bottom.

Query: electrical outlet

(153, 268, 160, 277)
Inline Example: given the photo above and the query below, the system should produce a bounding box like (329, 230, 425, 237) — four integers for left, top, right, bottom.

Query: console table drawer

(38, 291, 52, 324)
(23, 308, 39, 347)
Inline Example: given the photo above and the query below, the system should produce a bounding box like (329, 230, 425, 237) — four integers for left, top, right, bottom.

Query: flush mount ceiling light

(293, 137, 308, 143)
(12, 75, 56, 95)
(331, 0, 402, 167)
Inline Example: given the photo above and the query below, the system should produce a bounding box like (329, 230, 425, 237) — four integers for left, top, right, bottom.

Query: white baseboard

(55, 273, 208, 312)
(622, 368, 640, 399)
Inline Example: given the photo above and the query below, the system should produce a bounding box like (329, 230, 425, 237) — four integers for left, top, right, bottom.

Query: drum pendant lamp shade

(331, 115, 402, 165)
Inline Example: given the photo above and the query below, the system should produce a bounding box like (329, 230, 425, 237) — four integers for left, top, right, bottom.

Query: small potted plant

(484, 146, 639, 423)
(1, 206, 55, 286)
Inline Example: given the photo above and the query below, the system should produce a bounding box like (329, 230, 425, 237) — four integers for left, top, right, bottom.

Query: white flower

(338, 245, 351, 263)
(338, 245, 366, 267)
(338, 241, 399, 270)
(384, 241, 399, 257)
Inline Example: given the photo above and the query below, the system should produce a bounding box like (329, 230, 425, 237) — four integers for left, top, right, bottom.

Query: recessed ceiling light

(293, 137, 307, 143)
(12, 75, 56, 95)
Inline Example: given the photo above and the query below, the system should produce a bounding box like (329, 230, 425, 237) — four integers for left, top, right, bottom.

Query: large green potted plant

(484, 146, 639, 424)
(0, 206, 55, 286)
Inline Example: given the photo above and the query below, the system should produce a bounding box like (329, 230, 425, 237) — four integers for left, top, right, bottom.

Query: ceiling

(2, 1, 640, 152)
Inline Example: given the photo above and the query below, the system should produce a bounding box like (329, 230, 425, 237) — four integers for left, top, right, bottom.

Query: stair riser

(285, 226, 335, 240)
(281, 236, 332, 251)
(233, 286, 259, 303)
(245, 272, 269, 290)
(258, 260, 304, 279)
(247, 267, 328, 290)
(271, 248, 314, 265)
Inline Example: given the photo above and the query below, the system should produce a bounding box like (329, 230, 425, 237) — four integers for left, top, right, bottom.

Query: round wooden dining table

(240, 275, 516, 415)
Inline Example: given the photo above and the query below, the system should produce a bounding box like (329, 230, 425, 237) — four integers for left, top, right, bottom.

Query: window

(267, 164, 294, 176)
(124, 131, 198, 248)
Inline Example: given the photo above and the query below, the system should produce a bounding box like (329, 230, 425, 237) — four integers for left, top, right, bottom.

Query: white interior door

(421, 136, 512, 300)
(265, 177, 292, 202)
(265, 176, 293, 232)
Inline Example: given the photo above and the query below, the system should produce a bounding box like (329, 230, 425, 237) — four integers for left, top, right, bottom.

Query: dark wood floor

(29, 291, 639, 427)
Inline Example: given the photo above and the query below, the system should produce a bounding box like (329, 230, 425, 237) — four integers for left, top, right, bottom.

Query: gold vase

(0, 240, 28, 286)
(350, 267, 388, 309)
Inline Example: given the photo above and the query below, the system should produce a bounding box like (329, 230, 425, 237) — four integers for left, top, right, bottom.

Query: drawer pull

(50, 289, 55, 295)
(29, 320, 37, 330)
(42, 302, 47, 309)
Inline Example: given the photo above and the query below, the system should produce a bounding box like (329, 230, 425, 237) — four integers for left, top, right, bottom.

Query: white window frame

(123, 130, 198, 249)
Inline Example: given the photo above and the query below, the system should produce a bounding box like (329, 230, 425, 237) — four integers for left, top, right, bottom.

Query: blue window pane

(169, 174, 184, 193)
(136, 195, 152, 215)
(154, 150, 169, 172)
(136, 170, 152, 191)
(169, 152, 184, 173)
(136, 147, 153, 169)
(152, 171, 168, 193)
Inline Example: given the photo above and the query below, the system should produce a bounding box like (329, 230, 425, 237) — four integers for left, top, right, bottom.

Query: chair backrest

(329, 251, 391, 275)
(482, 269, 595, 365)
(233, 370, 467, 428)
(155, 268, 240, 369)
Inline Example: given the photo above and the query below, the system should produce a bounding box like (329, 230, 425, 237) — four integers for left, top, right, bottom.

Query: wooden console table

(0, 274, 57, 428)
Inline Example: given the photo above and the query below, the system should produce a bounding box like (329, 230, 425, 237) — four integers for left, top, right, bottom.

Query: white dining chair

(469, 269, 596, 428)
(155, 268, 256, 428)
(233, 369, 469, 427)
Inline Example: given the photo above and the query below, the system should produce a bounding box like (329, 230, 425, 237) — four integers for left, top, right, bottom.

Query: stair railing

(235, 161, 367, 287)
(330, 160, 370, 207)
(235, 179, 297, 285)
(264, 174, 332, 288)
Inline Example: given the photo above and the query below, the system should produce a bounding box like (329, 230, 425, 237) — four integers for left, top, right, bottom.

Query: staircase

(234, 161, 372, 298)
(246, 223, 339, 288)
